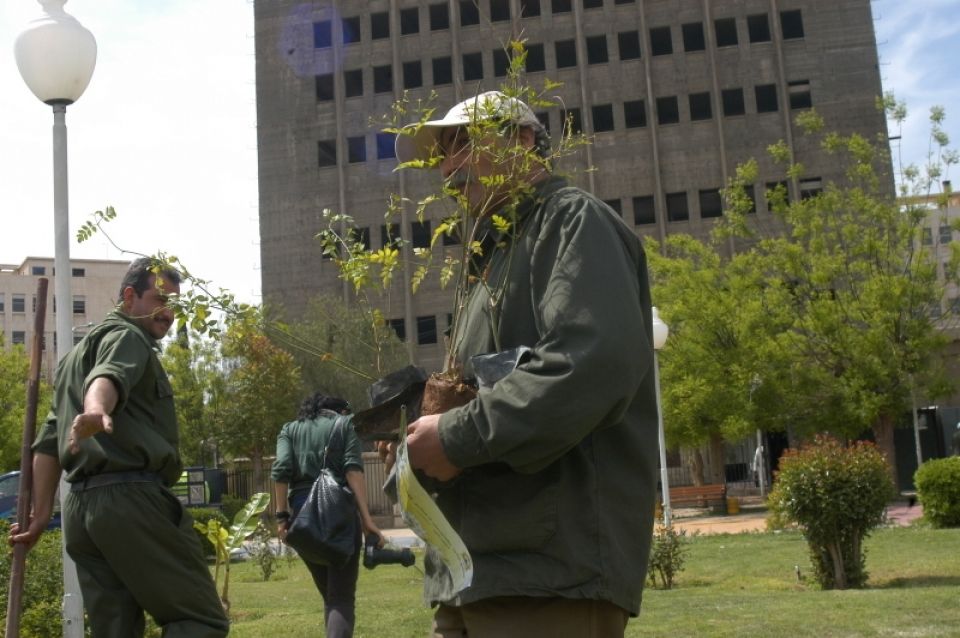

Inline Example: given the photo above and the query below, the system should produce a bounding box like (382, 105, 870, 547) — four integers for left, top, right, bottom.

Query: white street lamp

(15, 2, 96, 636)
(651, 307, 672, 527)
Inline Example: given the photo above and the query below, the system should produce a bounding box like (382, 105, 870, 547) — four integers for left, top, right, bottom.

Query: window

(681, 22, 705, 52)
(780, 10, 804, 40)
(313, 20, 332, 48)
(922, 228, 934, 246)
(376, 133, 396, 160)
(32, 296, 37, 313)
(433, 57, 453, 85)
(721, 88, 745, 116)
(403, 61, 423, 89)
(400, 8, 419, 35)
(0, 293, 4, 312)
(493, 50, 510, 77)
(592, 104, 615, 132)
(73, 295, 86, 315)
(766, 180, 789, 208)
(689, 92, 712, 121)
(411, 220, 431, 249)
(460, 0, 480, 26)
(940, 225, 953, 245)
(699, 189, 723, 218)
(603, 199, 623, 216)
(371, 12, 390, 39)
(536, 111, 551, 133)
(744, 185, 757, 213)
(430, 3, 449, 30)
(388, 318, 406, 341)
(12, 331, 25, 346)
(374, 65, 393, 93)
(442, 223, 462, 245)
(343, 69, 363, 98)
(666, 192, 689, 222)
(615, 0, 633, 4)
(562, 108, 582, 135)
(342, 17, 360, 44)
(318, 140, 337, 167)
(755, 84, 778, 112)
(526, 44, 546, 72)
(799, 177, 822, 200)
(747, 14, 771, 43)
(463, 52, 483, 80)
(72, 268, 85, 277)
(316, 73, 334, 101)
(624, 99, 647, 128)
(31, 266, 45, 275)
(381, 223, 401, 247)
(491, 0, 511, 21)
(417, 316, 438, 345)
(714, 17, 738, 47)
(13, 294, 25, 313)
(552, 0, 572, 13)
(649, 26, 672, 56)
(350, 227, 371, 251)
(73, 332, 85, 346)
(347, 136, 366, 163)
(586, 35, 609, 64)
(633, 196, 655, 225)
(656, 96, 679, 125)
(522, 0, 541, 17)
(618, 31, 641, 60)
(788, 80, 812, 109)
(583, 0, 604, 8)
(555, 40, 577, 68)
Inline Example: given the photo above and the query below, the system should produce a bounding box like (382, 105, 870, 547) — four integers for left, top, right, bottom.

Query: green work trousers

(63, 481, 229, 637)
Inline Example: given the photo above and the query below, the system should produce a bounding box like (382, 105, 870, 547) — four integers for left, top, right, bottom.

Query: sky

(1, 0, 958, 306)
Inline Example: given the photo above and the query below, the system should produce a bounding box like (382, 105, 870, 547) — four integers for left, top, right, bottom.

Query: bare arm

(68, 377, 118, 454)
(345, 469, 382, 543)
(273, 481, 290, 540)
(8, 453, 61, 551)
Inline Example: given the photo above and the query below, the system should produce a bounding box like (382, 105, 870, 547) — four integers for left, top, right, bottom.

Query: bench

(667, 484, 727, 510)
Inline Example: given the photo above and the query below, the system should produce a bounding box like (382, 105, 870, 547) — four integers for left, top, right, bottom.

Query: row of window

(2, 331, 84, 348)
(317, 82, 810, 168)
(922, 225, 955, 246)
(25, 266, 86, 277)
(0, 293, 86, 315)
(386, 314, 442, 345)
(316, 4, 803, 48)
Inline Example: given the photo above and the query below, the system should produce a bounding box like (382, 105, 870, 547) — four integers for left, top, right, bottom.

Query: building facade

(254, 0, 889, 371)
(0, 257, 130, 379)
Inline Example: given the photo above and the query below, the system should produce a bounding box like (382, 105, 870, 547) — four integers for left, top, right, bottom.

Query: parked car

(0, 470, 62, 530)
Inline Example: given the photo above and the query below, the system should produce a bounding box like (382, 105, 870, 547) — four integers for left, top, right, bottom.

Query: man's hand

(8, 518, 48, 552)
(69, 412, 113, 454)
(406, 414, 461, 481)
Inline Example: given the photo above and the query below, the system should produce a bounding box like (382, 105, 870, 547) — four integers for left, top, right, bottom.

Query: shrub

(768, 435, 895, 590)
(647, 523, 687, 590)
(914, 456, 960, 528)
(187, 507, 228, 557)
(0, 521, 67, 638)
(219, 493, 247, 524)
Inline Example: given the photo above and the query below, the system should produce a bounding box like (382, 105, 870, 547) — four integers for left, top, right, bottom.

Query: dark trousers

(432, 597, 629, 638)
(291, 491, 362, 638)
(63, 481, 229, 638)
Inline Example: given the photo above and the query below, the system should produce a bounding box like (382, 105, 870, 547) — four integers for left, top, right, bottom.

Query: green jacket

(434, 177, 660, 615)
(34, 311, 182, 486)
(271, 412, 364, 497)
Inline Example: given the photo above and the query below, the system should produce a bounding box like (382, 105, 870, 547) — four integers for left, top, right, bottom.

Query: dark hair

(298, 392, 351, 420)
(117, 257, 182, 303)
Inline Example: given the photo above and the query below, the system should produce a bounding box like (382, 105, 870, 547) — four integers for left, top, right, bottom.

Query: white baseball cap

(394, 91, 542, 163)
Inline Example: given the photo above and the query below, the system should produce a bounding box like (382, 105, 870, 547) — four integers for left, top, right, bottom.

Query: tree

(0, 337, 52, 471)
(212, 314, 301, 491)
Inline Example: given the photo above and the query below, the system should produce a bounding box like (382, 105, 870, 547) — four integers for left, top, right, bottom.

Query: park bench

(668, 483, 727, 511)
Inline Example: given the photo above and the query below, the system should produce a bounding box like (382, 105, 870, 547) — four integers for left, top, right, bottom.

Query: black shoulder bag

(285, 415, 358, 567)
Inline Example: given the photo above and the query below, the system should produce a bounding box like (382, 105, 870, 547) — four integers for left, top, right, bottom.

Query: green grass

(224, 526, 960, 637)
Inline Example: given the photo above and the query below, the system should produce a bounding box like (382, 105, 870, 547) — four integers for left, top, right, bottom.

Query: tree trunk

(826, 541, 847, 590)
(872, 412, 899, 491)
(683, 447, 705, 486)
(251, 445, 264, 494)
(707, 432, 726, 485)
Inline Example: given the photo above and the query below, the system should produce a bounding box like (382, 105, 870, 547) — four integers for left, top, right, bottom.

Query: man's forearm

(345, 469, 376, 532)
(31, 453, 62, 523)
(84, 376, 119, 415)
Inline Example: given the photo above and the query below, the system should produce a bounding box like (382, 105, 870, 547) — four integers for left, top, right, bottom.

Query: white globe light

(14, 0, 97, 105)
(651, 306, 669, 350)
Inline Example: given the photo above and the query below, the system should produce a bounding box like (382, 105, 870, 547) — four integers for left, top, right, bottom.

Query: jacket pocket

(458, 463, 559, 553)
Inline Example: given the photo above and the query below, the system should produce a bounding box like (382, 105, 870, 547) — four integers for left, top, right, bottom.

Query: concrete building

(254, 0, 890, 370)
(0, 257, 129, 379)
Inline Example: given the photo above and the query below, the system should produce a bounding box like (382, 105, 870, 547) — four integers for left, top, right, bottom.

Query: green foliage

(219, 493, 247, 524)
(646, 523, 688, 590)
(161, 334, 223, 467)
(768, 436, 895, 589)
(0, 336, 53, 471)
(0, 522, 65, 638)
(246, 523, 281, 582)
(914, 456, 960, 528)
(188, 507, 229, 558)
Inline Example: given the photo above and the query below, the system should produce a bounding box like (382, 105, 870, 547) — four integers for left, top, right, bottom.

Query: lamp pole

(15, 2, 97, 636)
(651, 307, 671, 526)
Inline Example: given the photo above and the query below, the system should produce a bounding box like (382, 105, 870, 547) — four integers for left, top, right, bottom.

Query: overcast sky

(1, 0, 957, 306)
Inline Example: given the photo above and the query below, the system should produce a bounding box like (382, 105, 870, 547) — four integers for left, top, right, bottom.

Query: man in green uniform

(10, 257, 229, 637)
(392, 92, 660, 636)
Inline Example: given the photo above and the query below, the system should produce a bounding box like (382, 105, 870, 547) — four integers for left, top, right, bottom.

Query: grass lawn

(225, 525, 960, 637)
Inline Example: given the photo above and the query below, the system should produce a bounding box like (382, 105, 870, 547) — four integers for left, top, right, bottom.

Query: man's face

(438, 125, 516, 216)
(123, 274, 178, 340)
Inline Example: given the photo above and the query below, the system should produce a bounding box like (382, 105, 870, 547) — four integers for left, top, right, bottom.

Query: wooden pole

(5, 278, 49, 638)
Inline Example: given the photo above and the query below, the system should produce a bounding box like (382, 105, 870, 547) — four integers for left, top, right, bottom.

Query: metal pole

(52, 103, 85, 638)
(756, 430, 766, 497)
(910, 377, 923, 470)
(654, 351, 671, 527)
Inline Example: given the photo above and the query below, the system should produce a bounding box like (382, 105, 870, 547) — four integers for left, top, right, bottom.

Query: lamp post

(651, 307, 671, 526)
(15, 2, 96, 636)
